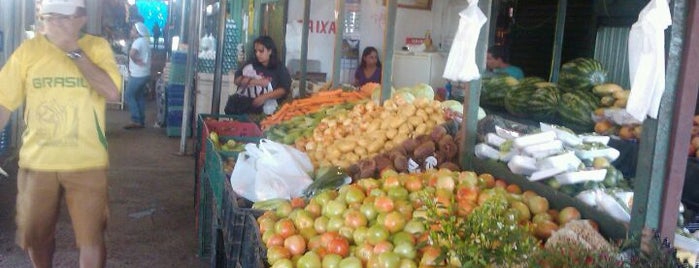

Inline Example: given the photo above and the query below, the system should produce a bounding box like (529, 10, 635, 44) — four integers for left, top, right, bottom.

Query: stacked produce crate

(197, 19, 240, 74)
(165, 51, 190, 137)
(194, 114, 262, 263)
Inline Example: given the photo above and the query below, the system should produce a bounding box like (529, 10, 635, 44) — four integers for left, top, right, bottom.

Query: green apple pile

(257, 169, 587, 267)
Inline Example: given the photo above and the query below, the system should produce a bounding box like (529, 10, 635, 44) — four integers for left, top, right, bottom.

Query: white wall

(286, 0, 466, 77)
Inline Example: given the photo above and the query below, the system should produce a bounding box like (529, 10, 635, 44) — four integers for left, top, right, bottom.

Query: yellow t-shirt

(0, 34, 122, 171)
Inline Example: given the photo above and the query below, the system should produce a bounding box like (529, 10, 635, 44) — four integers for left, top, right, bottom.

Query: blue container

(167, 109, 184, 126)
(171, 51, 188, 64)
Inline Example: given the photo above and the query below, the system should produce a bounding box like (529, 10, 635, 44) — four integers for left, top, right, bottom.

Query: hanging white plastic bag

(626, 0, 671, 121)
(443, 0, 487, 81)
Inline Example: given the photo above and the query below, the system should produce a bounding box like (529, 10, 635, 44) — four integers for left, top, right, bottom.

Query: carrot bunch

(260, 87, 373, 129)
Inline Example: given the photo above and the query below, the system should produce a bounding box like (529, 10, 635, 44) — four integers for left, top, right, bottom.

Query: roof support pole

(629, 0, 687, 247)
(380, 0, 398, 103)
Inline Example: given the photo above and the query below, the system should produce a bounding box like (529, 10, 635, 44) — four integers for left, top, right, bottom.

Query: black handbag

(224, 93, 263, 115)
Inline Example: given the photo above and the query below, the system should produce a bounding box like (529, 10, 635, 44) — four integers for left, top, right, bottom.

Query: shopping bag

(229, 151, 259, 201)
(229, 139, 313, 201)
(254, 139, 313, 199)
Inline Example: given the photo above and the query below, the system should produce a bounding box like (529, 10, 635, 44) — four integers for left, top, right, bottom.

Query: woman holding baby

(225, 36, 291, 115)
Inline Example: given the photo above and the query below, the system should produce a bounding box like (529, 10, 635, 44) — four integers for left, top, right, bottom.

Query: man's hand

(44, 17, 83, 52)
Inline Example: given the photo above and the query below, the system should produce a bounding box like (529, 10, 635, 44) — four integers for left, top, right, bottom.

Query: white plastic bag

(443, 0, 487, 82)
(229, 151, 259, 201)
(229, 139, 313, 202)
(626, 0, 671, 121)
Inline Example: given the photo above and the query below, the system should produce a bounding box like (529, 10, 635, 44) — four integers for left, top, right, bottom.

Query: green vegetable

(421, 189, 539, 267)
(302, 166, 350, 198)
(411, 83, 435, 100)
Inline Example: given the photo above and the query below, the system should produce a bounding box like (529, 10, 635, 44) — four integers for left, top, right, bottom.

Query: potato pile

(345, 123, 461, 179)
(301, 95, 446, 168)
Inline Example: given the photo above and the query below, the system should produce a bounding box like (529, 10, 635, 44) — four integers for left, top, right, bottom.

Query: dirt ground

(0, 100, 208, 268)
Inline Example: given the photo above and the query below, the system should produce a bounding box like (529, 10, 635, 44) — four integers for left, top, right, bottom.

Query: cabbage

(371, 86, 395, 103)
(394, 91, 416, 104)
(441, 100, 463, 113)
(441, 100, 487, 120)
(411, 83, 435, 100)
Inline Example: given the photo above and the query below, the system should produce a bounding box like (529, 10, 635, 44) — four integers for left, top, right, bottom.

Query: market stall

(189, 0, 699, 267)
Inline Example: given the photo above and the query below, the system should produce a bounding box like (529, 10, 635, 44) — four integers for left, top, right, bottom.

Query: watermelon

(527, 82, 560, 120)
(558, 92, 596, 131)
(503, 77, 557, 119)
(481, 75, 518, 108)
(504, 81, 537, 117)
(558, 58, 608, 93)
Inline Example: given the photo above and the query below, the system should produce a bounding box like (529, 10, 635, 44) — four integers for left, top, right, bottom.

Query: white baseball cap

(134, 22, 150, 37)
(40, 0, 85, 15)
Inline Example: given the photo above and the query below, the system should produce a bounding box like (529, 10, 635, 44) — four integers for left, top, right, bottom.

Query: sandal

(123, 123, 145, 130)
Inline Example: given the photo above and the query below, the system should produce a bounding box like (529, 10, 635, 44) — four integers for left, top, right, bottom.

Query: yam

(374, 154, 393, 173)
(389, 146, 408, 160)
(439, 162, 461, 171)
(441, 139, 458, 160)
(401, 139, 420, 153)
(430, 125, 447, 142)
(413, 141, 436, 160)
(415, 134, 432, 145)
(394, 155, 409, 172)
(433, 150, 447, 165)
(437, 134, 454, 150)
(358, 159, 377, 179)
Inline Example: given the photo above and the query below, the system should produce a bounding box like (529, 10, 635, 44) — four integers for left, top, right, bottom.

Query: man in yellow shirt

(0, 0, 121, 267)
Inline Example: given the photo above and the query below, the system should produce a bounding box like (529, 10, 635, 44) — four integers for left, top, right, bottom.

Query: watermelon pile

(558, 58, 608, 93)
(481, 75, 519, 108)
(504, 78, 560, 121)
(556, 58, 608, 131)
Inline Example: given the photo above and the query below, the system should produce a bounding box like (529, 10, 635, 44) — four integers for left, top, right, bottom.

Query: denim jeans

(125, 75, 150, 125)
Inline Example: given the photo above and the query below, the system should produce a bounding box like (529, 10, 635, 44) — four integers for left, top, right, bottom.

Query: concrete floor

(0, 100, 208, 268)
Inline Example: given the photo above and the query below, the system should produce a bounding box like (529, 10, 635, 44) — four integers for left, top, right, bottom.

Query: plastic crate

(201, 115, 262, 138)
(197, 170, 214, 258)
(220, 179, 266, 268)
(205, 138, 226, 211)
(171, 51, 188, 64)
(167, 97, 184, 107)
(167, 84, 185, 93)
(217, 136, 262, 160)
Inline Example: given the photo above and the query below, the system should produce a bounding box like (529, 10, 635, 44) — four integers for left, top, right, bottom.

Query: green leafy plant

(422, 189, 540, 267)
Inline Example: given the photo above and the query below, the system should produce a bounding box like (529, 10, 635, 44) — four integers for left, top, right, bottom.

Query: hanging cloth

(626, 0, 671, 121)
(443, 0, 487, 82)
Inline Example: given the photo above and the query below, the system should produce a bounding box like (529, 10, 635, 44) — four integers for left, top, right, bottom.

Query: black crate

(213, 179, 266, 268)
(197, 170, 214, 258)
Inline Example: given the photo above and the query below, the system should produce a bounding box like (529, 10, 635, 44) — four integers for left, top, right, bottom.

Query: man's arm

(73, 54, 120, 102)
(130, 48, 146, 66)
